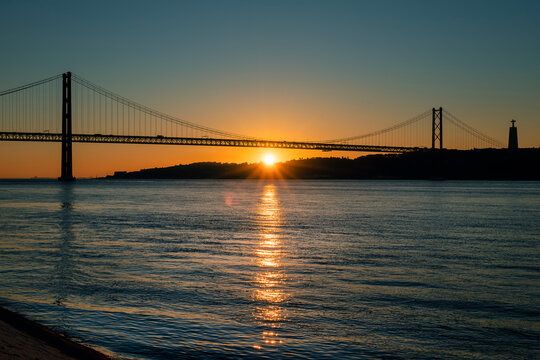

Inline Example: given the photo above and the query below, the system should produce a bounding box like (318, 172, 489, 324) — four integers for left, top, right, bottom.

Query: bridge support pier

(59, 72, 75, 182)
(432, 107, 443, 149)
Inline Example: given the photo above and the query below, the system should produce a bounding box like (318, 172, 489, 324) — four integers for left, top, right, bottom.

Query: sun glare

(263, 154, 276, 166)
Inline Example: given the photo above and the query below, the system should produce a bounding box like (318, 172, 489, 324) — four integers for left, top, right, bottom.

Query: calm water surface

(0, 180, 538, 359)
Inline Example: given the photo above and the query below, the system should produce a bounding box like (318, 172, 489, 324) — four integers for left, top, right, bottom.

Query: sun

(262, 154, 276, 166)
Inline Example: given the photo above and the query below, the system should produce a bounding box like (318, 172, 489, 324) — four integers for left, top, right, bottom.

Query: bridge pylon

(58, 72, 75, 182)
(432, 107, 443, 149)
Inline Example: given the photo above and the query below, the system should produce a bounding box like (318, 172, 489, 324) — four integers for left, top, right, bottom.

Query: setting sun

(263, 154, 276, 166)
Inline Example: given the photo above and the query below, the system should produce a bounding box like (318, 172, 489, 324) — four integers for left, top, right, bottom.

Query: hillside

(105, 148, 540, 180)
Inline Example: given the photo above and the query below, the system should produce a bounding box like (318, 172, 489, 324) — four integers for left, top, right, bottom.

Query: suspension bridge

(0, 72, 503, 181)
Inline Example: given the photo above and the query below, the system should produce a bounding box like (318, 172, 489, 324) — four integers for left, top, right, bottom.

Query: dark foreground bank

(105, 148, 540, 180)
(0, 307, 110, 360)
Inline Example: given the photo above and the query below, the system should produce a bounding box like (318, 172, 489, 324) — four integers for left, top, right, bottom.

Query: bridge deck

(0, 132, 423, 153)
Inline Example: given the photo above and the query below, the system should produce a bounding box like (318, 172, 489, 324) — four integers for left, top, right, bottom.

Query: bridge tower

(58, 72, 75, 181)
(432, 107, 443, 149)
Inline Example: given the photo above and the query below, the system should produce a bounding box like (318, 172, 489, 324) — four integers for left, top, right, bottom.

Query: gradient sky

(1, 0, 539, 178)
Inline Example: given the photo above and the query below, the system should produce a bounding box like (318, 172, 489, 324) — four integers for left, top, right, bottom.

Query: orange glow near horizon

(0, 86, 369, 179)
(0, 141, 360, 179)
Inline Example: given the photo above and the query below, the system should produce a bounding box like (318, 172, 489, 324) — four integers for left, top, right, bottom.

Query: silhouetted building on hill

(508, 120, 518, 149)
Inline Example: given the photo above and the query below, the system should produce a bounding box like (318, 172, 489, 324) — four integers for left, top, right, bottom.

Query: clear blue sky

(1, 0, 539, 176)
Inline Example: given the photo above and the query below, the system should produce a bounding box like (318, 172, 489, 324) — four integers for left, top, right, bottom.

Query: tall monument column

(508, 119, 518, 149)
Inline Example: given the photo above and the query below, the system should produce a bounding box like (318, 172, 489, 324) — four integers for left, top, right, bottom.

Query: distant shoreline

(105, 148, 540, 181)
(1, 148, 539, 181)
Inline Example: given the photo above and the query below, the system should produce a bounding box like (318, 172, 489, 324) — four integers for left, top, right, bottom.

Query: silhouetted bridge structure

(1, 72, 503, 180)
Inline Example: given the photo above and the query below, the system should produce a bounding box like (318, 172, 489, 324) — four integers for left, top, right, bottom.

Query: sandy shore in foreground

(0, 306, 111, 360)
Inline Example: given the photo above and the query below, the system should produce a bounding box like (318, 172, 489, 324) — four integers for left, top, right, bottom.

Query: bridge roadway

(0, 131, 423, 153)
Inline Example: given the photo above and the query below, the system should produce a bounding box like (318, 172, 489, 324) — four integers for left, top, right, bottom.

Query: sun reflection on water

(253, 184, 287, 350)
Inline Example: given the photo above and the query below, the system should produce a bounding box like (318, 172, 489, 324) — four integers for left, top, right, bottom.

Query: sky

(0, 0, 539, 178)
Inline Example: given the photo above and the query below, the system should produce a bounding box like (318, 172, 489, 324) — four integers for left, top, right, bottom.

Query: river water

(0, 180, 538, 359)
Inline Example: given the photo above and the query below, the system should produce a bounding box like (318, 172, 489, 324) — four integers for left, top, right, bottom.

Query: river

(0, 179, 538, 359)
